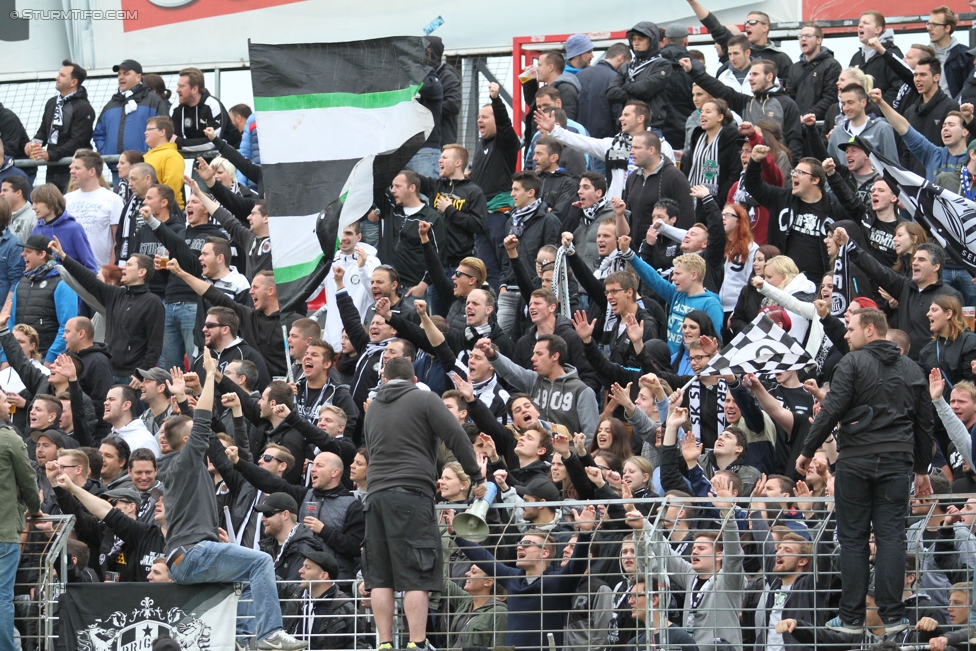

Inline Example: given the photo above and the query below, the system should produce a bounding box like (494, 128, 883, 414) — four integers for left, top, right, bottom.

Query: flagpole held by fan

(452, 483, 499, 543)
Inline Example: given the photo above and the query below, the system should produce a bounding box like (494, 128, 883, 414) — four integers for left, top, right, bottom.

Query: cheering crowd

(7, 2, 976, 650)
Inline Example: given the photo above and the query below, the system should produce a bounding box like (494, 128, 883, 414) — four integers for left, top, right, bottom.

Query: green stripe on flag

(274, 253, 325, 285)
(254, 85, 421, 112)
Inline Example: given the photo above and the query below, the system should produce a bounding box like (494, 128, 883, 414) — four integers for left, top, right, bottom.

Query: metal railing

(27, 494, 976, 650)
(14, 515, 74, 651)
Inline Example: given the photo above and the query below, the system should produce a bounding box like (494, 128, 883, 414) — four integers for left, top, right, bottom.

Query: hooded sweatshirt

(33, 211, 98, 272)
(607, 22, 672, 131)
(364, 380, 482, 497)
(487, 352, 599, 441)
(163, 409, 220, 554)
(849, 30, 905, 104)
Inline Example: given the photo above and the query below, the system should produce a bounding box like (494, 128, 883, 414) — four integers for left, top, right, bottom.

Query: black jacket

(606, 22, 672, 131)
(0, 103, 29, 164)
(470, 96, 521, 200)
(191, 337, 271, 393)
(803, 339, 933, 472)
(785, 48, 842, 119)
(203, 285, 296, 378)
(387, 202, 445, 287)
(576, 60, 621, 139)
(943, 41, 973, 99)
(907, 88, 958, 157)
(504, 202, 562, 284)
(513, 315, 601, 394)
(624, 158, 695, 247)
(538, 169, 579, 223)
(417, 175, 487, 265)
(751, 41, 795, 81)
(918, 331, 976, 389)
(239, 471, 364, 580)
(684, 124, 745, 204)
(659, 43, 697, 148)
(60, 255, 164, 377)
(744, 158, 844, 282)
(850, 38, 905, 104)
(434, 54, 462, 147)
(77, 342, 113, 441)
(171, 89, 241, 151)
(32, 88, 95, 178)
(849, 244, 963, 360)
(260, 523, 326, 582)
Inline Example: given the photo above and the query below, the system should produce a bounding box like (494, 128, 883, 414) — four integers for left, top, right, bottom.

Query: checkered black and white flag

(701, 314, 813, 377)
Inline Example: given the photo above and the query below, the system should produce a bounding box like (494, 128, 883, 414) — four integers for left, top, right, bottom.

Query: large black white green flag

(58, 583, 238, 650)
(249, 37, 434, 305)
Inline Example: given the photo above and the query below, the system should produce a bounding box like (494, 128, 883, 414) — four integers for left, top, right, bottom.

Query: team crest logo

(77, 597, 213, 651)
(260, 240, 271, 254)
(350, 274, 360, 285)
(40, 281, 47, 288)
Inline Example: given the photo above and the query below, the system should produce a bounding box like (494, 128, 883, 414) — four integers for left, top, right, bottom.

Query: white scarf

(688, 378, 727, 444)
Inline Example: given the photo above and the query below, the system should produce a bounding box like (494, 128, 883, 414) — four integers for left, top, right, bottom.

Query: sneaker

(378, 645, 393, 651)
(256, 630, 308, 651)
(405, 640, 435, 651)
(883, 618, 911, 635)
(236, 640, 252, 651)
(825, 617, 863, 635)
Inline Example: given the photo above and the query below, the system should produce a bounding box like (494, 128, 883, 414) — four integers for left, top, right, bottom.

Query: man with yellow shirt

(143, 116, 185, 210)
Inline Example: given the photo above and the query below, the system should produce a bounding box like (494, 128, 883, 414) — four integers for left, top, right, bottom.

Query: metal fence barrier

(21, 494, 976, 650)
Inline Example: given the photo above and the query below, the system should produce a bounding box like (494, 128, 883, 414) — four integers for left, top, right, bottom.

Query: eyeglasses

(791, 168, 815, 177)
(535, 260, 554, 269)
(260, 454, 281, 463)
(203, 322, 223, 329)
(517, 540, 545, 548)
(627, 592, 647, 600)
(605, 287, 625, 296)
(798, 33, 819, 39)
(926, 21, 946, 27)
(453, 270, 476, 280)
(145, 127, 162, 132)
(745, 19, 767, 26)
(108, 499, 134, 506)
(690, 355, 710, 363)
(58, 464, 79, 471)
(721, 212, 739, 219)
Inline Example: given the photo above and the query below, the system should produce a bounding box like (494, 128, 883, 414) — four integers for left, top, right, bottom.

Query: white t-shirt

(65, 187, 124, 268)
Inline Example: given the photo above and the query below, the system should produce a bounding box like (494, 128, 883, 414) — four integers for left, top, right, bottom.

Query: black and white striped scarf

(510, 199, 542, 237)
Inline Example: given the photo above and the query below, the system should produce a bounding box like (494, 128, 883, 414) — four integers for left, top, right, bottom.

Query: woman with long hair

(587, 417, 634, 462)
(685, 98, 744, 201)
(919, 295, 976, 394)
(114, 150, 143, 203)
(720, 203, 758, 332)
(671, 310, 720, 375)
(730, 244, 780, 335)
(759, 255, 817, 346)
(438, 462, 473, 505)
(756, 119, 792, 180)
(892, 221, 928, 277)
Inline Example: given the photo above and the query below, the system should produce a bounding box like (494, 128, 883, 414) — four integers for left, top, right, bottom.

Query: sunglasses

(745, 18, 766, 26)
(108, 499, 134, 507)
(453, 270, 476, 280)
(260, 454, 281, 463)
(203, 322, 224, 329)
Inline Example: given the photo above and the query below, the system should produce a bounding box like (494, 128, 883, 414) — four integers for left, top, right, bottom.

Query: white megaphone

(452, 482, 498, 543)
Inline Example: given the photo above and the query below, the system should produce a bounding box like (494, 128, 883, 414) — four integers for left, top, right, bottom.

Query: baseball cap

(150, 486, 165, 500)
(300, 550, 339, 578)
(838, 135, 869, 152)
(113, 59, 143, 74)
(665, 23, 689, 39)
(17, 235, 51, 252)
(254, 492, 298, 515)
(966, 139, 976, 155)
(565, 34, 595, 59)
(30, 429, 66, 448)
(515, 478, 561, 502)
(778, 519, 812, 540)
(102, 487, 142, 505)
(137, 368, 172, 384)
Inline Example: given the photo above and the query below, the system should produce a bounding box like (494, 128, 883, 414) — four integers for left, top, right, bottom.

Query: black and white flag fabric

(830, 241, 852, 316)
(869, 150, 976, 273)
(701, 314, 813, 377)
(249, 37, 434, 305)
(58, 583, 238, 651)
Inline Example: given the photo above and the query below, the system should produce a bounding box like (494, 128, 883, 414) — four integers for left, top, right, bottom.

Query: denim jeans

(833, 455, 912, 625)
(159, 301, 198, 371)
(0, 542, 19, 651)
(475, 213, 510, 292)
(943, 265, 976, 307)
(168, 540, 282, 640)
(406, 147, 440, 178)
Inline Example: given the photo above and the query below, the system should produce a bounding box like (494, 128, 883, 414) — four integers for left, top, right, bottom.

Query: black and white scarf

(688, 132, 721, 195)
(464, 322, 493, 343)
(510, 199, 542, 237)
(732, 169, 758, 207)
(830, 242, 852, 316)
(50, 91, 74, 146)
(688, 378, 726, 444)
(118, 195, 145, 259)
(606, 132, 633, 172)
(627, 56, 661, 81)
(582, 196, 610, 225)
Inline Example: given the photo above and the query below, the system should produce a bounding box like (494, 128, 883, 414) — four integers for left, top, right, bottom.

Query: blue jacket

(31, 211, 98, 272)
(0, 156, 29, 185)
(902, 125, 969, 181)
(236, 113, 259, 190)
(0, 228, 25, 301)
(622, 249, 724, 355)
(10, 266, 79, 362)
(92, 83, 169, 156)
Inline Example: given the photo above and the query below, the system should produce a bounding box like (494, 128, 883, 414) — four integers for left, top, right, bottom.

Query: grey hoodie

(489, 352, 599, 442)
(364, 380, 483, 497)
(163, 409, 220, 554)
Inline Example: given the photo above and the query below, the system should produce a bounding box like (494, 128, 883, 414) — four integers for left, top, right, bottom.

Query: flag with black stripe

(701, 314, 813, 377)
(869, 150, 976, 273)
(249, 37, 434, 305)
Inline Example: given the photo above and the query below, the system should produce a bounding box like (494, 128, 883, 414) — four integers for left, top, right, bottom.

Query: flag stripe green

(274, 252, 325, 285)
(254, 85, 421, 112)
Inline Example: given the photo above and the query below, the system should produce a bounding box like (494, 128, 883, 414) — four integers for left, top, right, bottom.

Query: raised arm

(868, 88, 909, 135)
